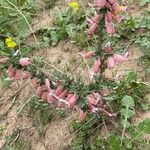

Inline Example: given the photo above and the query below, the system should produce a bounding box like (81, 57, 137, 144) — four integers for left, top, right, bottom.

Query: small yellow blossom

(5, 37, 12, 43)
(7, 42, 17, 48)
(5, 37, 17, 48)
(69, 2, 79, 10)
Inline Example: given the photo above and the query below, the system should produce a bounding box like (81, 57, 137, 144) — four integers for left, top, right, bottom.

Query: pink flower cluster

(87, 0, 127, 36)
(31, 76, 116, 121)
(6, 57, 31, 80)
(106, 52, 131, 69)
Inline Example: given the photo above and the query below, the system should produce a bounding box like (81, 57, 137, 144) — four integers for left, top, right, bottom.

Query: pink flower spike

(107, 0, 115, 5)
(19, 57, 31, 66)
(68, 95, 78, 109)
(59, 89, 68, 98)
(36, 86, 43, 97)
(87, 23, 98, 35)
(87, 95, 97, 105)
(92, 14, 101, 23)
(55, 85, 64, 96)
(31, 77, 39, 89)
(0, 57, 9, 64)
(86, 17, 94, 25)
(83, 51, 95, 59)
(113, 54, 126, 64)
(41, 92, 48, 101)
(92, 58, 101, 74)
(106, 22, 115, 35)
(47, 92, 56, 104)
(123, 51, 132, 59)
(105, 42, 113, 52)
(105, 11, 113, 22)
(66, 94, 74, 101)
(78, 110, 87, 121)
(14, 69, 21, 80)
(7, 66, 16, 79)
(106, 57, 116, 69)
(94, 0, 106, 8)
(112, 3, 122, 13)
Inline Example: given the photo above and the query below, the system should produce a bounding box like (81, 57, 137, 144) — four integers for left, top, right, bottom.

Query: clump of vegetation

(0, 0, 150, 149)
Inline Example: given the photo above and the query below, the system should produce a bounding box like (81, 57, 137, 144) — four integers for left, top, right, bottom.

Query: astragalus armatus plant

(0, 0, 130, 122)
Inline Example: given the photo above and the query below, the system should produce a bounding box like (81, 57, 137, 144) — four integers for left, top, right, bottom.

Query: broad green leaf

(120, 108, 135, 118)
(137, 119, 150, 134)
(121, 95, 135, 108)
(141, 103, 149, 111)
(121, 119, 131, 128)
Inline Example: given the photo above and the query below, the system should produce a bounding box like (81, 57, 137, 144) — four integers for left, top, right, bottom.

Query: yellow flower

(5, 37, 17, 48)
(5, 37, 12, 43)
(7, 42, 17, 48)
(69, 2, 79, 10)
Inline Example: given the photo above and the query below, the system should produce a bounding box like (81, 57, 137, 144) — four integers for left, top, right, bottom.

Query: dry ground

(0, 0, 149, 149)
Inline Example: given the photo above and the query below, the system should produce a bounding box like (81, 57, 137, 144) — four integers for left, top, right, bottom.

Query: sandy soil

(0, 0, 150, 150)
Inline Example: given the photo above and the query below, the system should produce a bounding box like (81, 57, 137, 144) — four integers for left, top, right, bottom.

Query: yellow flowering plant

(69, 2, 79, 10)
(5, 37, 17, 48)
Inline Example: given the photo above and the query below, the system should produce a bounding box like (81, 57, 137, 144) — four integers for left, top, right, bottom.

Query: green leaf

(137, 119, 150, 134)
(141, 103, 149, 111)
(121, 95, 135, 108)
(108, 135, 121, 150)
(121, 119, 131, 128)
(120, 108, 135, 118)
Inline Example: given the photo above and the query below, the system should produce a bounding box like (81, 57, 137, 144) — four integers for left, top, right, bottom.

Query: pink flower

(66, 94, 74, 101)
(87, 23, 98, 35)
(123, 51, 132, 59)
(78, 110, 87, 121)
(107, 0, 115, 5)
(59, 89, 68, 98)
(0, 57, 9, 64)
(55, 85, 64, 96)
(112, 3, 122, 13)
(36, 86, 43, 97)
(41, 92, 48, 101)
(14, 69, 21, 80)
(106, 22, 115, 35)
(94, 0, 106, 8)
(7, 66, 16, 79)
(68, 95, 78, 109)
(47, 92, 56, 104)
(105, 11, 113, 22)
(106, 57, 116, 69)
(31, 77, 39, 89)
(92, 14, 101, 23)
(105, 42, 113, 52)
(113, 54, 126, 64)
(83, 51, 95, 59)
(87, 94, 97, 105)
(19, 57, 31, 66)
(92, 58, 101, 74)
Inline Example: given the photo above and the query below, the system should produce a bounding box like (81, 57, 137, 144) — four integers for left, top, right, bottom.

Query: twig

(0, 96, 17, 120)
(72, 116, 95, 135)
(78, 53, 92, 81)
(9, 133, 20, 147)
(42, 60, 64, 74)
(13, 95, 35, 118)
(102, 119, 109, 137)
(0, 81, 28, 105)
